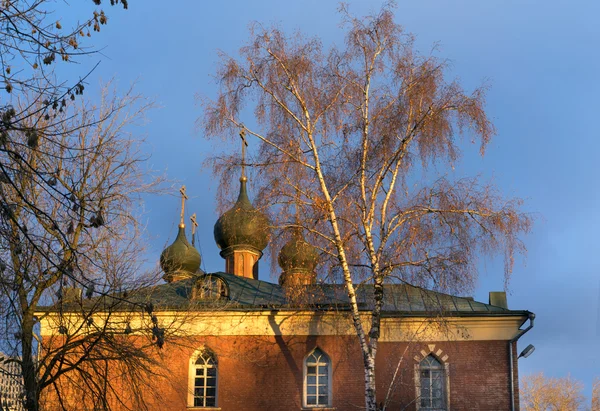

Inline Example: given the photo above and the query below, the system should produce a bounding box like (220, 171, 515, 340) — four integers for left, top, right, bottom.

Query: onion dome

(160, 225, 201, 282)
(278, 231, 319, 286)
(214, 177, 270, 255)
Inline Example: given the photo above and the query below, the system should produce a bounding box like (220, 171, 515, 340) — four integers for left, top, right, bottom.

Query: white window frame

(188, 348, 218, 409)
(303, 347, 332, 409)
(414, 354, 450, 411)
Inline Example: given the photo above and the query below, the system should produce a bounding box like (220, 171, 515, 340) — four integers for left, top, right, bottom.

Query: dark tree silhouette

(0, 83, 166, 411)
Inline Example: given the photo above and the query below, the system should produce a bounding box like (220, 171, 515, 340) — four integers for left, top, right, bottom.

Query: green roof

(62, 272, 528, 318)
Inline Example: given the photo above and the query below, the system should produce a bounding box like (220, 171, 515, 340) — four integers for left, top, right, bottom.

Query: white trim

(444, 363, 450, 411)
(38, 311, 528, 342)
(303, 347, 333, 409)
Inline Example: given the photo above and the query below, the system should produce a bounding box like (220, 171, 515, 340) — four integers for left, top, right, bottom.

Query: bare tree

(0, 3, 208, 410)
(1, 0, 129, 268)
(202, 4, 531, 410)
(592, 377, 599, 411)
(521, 372, 587, 411)
(1, 0, 131, 140)
(1, 0, 126, 97)
(0, 82, 167, 411)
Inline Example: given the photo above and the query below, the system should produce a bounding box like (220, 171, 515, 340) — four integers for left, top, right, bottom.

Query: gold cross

(240, 128, 248, 179)
(179, 185, 188, 227)
(190, 213, 198, 246)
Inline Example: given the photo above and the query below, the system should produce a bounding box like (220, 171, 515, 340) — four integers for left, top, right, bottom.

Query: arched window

(193, 275, 229, 301)
(304, 347, 332, 408)
(189, 349, 218, 408)
(419, 355, 446, 410)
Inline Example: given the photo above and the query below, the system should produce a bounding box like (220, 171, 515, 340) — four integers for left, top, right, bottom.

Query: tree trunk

(365, 351, 377, 411)
(21, 313, 40, 411)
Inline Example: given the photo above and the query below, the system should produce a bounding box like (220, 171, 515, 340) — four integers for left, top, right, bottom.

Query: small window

(194, 275, 229, 300)
(419, 355, 446, 410)
(190, 350, 217, 408)
(304, 347, 331, 408)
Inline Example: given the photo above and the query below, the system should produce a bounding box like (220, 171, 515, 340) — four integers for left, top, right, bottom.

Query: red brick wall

(512, 341, 520, 411)
(134, 336, 517, 411)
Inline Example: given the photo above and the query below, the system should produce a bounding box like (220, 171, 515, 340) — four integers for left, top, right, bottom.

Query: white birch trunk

(365, 351, 378, 411)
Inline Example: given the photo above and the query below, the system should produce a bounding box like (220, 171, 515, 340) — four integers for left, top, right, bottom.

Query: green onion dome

(213, 177, 270, 254)
(278, 231, 319, 273)
(160, 225, 201, 281)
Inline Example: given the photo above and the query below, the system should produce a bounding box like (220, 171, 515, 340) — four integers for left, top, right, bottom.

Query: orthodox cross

(179, 185, 188, 227)
(190, 213, 198, 246)
(239, 128, 248, 179)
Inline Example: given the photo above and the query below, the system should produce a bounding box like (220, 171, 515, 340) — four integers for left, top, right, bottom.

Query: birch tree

(202, 4, 531, 410)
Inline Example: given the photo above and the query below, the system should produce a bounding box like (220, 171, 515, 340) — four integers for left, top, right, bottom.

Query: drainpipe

(509, 312, 535, 411)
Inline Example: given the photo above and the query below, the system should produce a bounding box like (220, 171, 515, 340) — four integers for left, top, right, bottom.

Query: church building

(39, 171, 534, 411)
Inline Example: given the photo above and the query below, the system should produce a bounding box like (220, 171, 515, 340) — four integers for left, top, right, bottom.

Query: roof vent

(489, 291, 508, 309)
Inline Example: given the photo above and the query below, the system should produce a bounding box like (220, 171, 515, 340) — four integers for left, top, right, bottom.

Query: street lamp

(518, 344, 535, 359)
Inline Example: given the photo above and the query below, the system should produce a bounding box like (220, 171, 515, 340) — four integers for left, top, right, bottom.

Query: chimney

(489, 291, 508, 309)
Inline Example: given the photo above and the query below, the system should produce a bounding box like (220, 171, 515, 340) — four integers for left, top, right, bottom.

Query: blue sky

(61, 0, 599, 402)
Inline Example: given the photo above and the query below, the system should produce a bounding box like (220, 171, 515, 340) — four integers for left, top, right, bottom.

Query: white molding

(38, 311, 528, 342)
(414, 363, 421, 410)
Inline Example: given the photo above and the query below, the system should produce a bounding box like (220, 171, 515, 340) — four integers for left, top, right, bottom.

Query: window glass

(194, 276, 229, 301)
(192, 351, 217, 408)
(419, 355, 445, 410)
(305, 348, 331, 407)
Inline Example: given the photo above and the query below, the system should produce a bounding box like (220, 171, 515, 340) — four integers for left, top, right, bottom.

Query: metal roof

(96, 272, 529, 317)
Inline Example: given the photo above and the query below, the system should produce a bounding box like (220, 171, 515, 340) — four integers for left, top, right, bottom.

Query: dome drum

(221, 247, 261, 280)
(163, 270, 195, 283)
(278, 269, 316, 287)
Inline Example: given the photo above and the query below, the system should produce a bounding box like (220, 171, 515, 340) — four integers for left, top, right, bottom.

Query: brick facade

(130, 335, 519, 411)
(39, 273, 530, 411)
